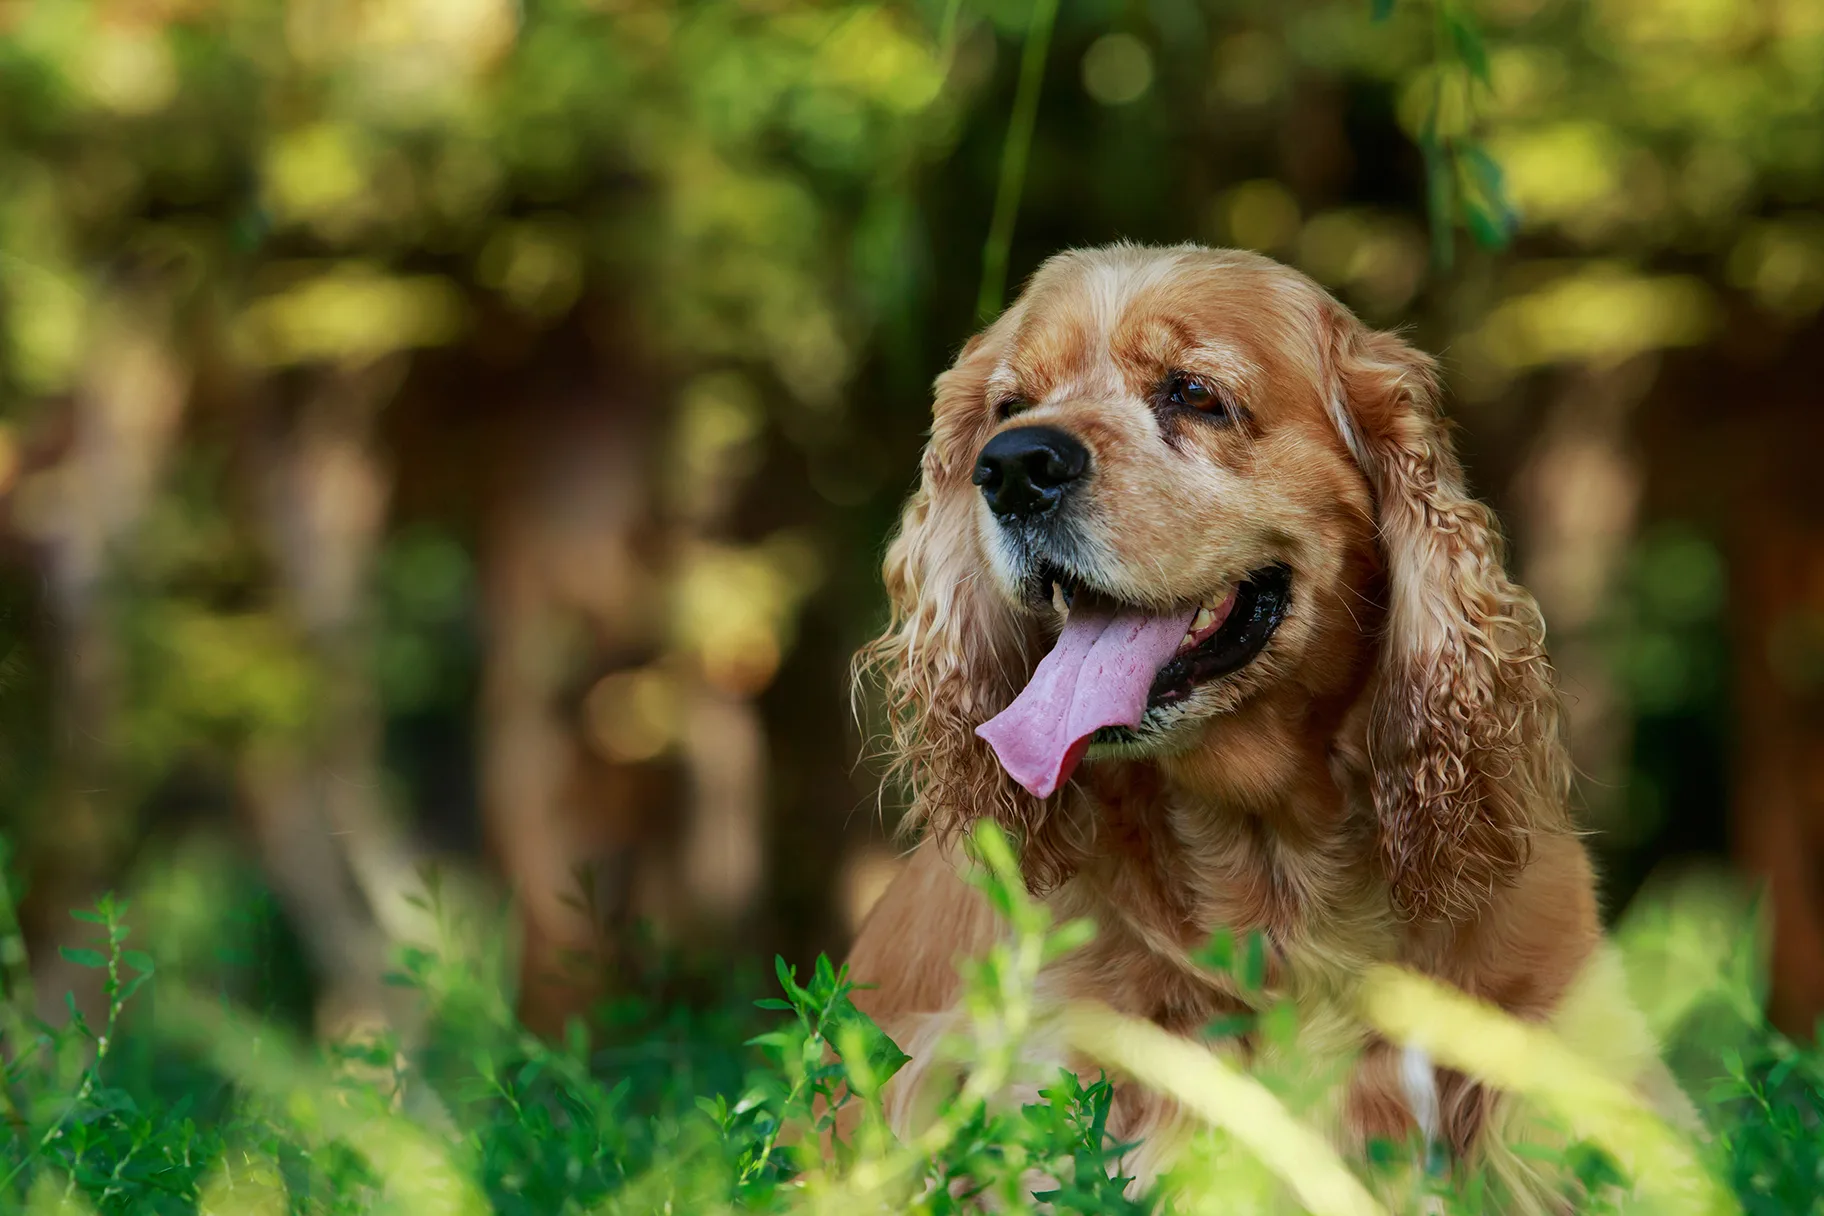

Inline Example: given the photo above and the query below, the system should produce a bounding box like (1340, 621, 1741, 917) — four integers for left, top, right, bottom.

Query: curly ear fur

(1329, 313, 1571, 923)
(855, 343, 1081, 892)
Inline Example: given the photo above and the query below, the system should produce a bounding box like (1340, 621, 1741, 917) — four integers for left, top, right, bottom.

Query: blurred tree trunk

(243, 358, 418, 1037)
(1513, 362, 1652, 858)
(12, 283, 187, 1020)
(1729, 479, 1824, 1037)
(394, 310, 774, 1033)
(477, 385, 658, 1032)
(1646, 316, 1824, 1037)
(1733, 502, 1824, 1035)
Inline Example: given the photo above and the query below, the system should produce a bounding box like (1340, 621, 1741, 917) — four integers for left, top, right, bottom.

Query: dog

(847, 243, 1689, 1197)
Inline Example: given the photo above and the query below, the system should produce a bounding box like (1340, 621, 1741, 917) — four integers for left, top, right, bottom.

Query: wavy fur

(855, 315, 1111, 890)
(1327, 314, 1573, 923)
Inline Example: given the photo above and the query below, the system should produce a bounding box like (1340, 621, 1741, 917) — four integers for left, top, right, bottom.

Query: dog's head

(861, 244, 1567, 921)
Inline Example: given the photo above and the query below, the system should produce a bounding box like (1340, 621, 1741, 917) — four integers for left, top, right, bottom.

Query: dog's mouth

(976, 561, 1294, 798)
(1034, 562, 1292, 708)
(977, 561, 1291, 798)
(1144, 563, 1292, 705)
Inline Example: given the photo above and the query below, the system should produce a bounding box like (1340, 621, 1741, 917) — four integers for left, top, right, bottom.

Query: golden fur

(847, 244, 1681, 1186)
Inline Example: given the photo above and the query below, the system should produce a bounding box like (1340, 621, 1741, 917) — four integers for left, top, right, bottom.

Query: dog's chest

(1053, 782, 1393, 1030)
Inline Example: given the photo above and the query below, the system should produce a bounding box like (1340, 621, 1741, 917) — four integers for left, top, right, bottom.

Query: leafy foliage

(0, 827, 1808, 1214)
(0, 0, 1816, 1210)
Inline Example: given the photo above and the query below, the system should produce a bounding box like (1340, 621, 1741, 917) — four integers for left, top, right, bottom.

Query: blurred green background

(0, 0, 1819, 1041)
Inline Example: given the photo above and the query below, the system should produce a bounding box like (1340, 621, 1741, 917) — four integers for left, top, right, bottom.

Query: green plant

(0, 828, 1813, 1214)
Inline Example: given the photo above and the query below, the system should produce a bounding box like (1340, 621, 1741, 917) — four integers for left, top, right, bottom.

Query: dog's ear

(855, 337, 1077, 890)
(1327, 309, 1570, 922)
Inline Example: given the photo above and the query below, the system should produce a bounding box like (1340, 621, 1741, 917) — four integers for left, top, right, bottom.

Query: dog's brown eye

(995, 396, 1029, 420)
(1166, 373, 1223, 413)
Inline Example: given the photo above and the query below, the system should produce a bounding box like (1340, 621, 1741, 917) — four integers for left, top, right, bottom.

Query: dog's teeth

(1191, 607, 1215, 633)
(1179, 631, 1196, 651)
(1052, 583, 1068, 615)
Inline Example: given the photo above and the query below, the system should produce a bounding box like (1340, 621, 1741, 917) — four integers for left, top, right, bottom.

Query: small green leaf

(1192, 928, 1235, 975)
(453, 1077, 494, 1104)
(1258, 998, 1298, 1047)
(1464, 203, 1506, 249)
(1202, 1012, 1255, 1040)
(1425, 143, 1457, 270)
(774, 955, 810, 1007)
(122, 950, 154, 973)
(1462, 143, 1505, 195)
(1042, 917, 1096, 962)
(59, 947, 106, 968)
(1510, 1140, 1568, 1162)
(968, 821, 1023, 891)
(1456, 147, 1516, 249)
(564, 1015, 589, 1060)
(1241, 931, 1267, 991)
(1446, 11, 1491, 86)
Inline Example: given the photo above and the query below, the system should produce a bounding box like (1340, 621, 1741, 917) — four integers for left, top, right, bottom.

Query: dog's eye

(994, 395, 1029, 420)
(1165, 372, 1224, 414)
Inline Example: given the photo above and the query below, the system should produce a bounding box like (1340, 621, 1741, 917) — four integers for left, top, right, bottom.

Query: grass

(0, 824, 1814, 1215)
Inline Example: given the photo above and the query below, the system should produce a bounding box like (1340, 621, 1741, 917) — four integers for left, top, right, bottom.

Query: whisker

(1330, 582, 1365, 633)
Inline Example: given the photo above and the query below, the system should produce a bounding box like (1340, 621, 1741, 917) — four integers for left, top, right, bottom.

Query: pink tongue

(976, 603, 1198, 799)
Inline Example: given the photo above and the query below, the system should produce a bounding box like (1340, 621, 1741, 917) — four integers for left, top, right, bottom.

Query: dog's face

(869, 242, 1564, 920)
(941, 245, 1379, 750)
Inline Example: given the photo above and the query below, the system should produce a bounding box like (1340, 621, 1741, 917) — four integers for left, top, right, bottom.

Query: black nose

(972, 425, 1090, 519)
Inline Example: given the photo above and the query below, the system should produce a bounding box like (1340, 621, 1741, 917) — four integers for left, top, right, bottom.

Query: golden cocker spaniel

(847, 243, 1689, 1192)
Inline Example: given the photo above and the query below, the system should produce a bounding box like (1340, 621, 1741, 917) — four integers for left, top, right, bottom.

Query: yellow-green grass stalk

(1360, 965, 1735, 1216)
(1063, 1000, 1386, 1216)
